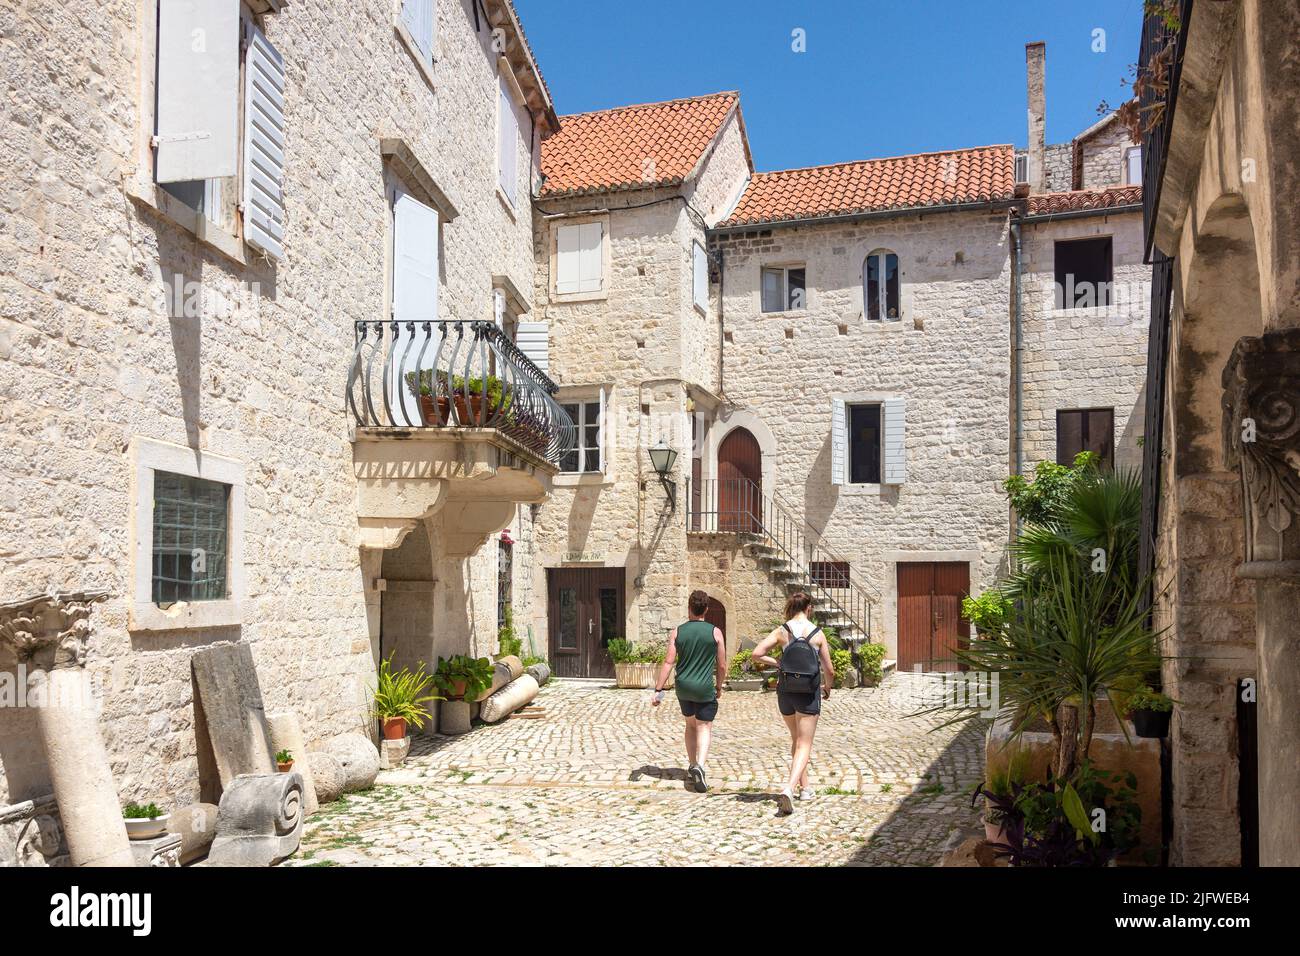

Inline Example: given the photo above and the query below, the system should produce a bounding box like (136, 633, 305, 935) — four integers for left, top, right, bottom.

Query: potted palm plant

(372, 655, 441, 740)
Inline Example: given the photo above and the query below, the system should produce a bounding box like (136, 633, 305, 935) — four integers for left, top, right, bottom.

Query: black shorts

(679, 698, 719, 722)
(777, 690, 822, 717)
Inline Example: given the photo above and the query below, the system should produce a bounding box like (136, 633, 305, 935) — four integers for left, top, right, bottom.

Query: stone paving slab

(289, 676, 986, 867)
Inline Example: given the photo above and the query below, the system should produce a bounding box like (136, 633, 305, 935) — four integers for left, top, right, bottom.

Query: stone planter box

(614, 662, 670, 689)
(726, 677, 764, 691)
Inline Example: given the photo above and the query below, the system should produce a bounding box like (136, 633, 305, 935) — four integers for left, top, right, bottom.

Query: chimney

(1026, 41, 1046, 193)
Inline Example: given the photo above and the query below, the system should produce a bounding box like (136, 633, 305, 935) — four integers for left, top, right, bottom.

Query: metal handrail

(347, 319, 576, 464)
(688, 476, 879, 643)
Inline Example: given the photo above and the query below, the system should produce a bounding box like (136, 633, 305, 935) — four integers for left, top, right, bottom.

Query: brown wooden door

(547, 568, 624, 679)
(897, 562, 970, 672)
(717, 427, 762, 532)
(703, 597, 726, 643)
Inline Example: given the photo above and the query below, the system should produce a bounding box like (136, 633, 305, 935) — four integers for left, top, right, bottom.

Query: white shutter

(693, 242, 708, 312)
(830, 399, 846, 486)
(155, 0, 240, 183)
(556, 225, 581, 294)
(578, 221, 603, 293)
(390, 186, 440, 427)
(493, 288, 506, 327)
(597, 386, 607, 473)
(498, 76, 518, 205)
(883, 397, 907, 484)
(401, 0, 434, 65)
(242, 22, 287, 261)
(516, 321, 549, 375)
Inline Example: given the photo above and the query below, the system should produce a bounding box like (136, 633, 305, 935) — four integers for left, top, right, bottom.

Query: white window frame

(864, 250, 902, 322)
(550, 215, 610, 302)
(129, 437, 246, 632)
(559, 395, 606, 475)
(760, 264, 806, 313)
(1124, 145, 1143, 186)
(497, 69, 522, 210)
(692, 241, 709, 314)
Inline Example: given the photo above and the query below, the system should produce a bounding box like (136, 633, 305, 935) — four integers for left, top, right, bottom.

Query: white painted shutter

(498, 76, 518, 205)
(830, 399, 846, 486)
(883, 397, 907, 484)
(516, 321, 549, 375)
(390, 186, 440, 426)
(493, 288, 506, 327)
(693, 242, 708, 311)
(556, 225, 581, 294)
(578, 221, 603, 293)
(242, 22, 287, 261)
(155, 0, 240, 183)
(401, 0, 435, 65)
(597, 385, 607, 473)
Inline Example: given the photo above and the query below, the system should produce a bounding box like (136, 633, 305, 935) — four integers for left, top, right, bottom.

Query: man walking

(652, 589, 727, 793)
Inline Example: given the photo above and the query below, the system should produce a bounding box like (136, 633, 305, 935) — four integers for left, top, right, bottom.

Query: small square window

(1056, 408, 1114, 470)
(1054, 237, 1113, 308)
(151, 471, 230, 605)
(761, 266, 805, 312)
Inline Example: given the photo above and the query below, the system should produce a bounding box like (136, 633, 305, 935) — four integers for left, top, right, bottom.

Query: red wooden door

(547, 568, 624, 678)
(896, 562, 970, 672)
(703, 597, 726, 644)
(717, 427, 762, 532)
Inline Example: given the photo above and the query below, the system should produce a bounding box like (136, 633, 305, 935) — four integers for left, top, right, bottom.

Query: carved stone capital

(0, 590, 109, 670)
(1223, 329, 1300, 566)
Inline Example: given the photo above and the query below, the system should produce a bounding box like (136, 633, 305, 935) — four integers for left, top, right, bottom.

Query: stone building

(0, 0, 564, 860)
(1138, 0, 1300, 867)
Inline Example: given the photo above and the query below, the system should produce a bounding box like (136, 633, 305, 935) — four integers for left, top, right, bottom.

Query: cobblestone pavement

(290, 675, 987, 867)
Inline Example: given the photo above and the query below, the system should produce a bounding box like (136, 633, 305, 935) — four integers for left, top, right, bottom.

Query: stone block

(191, 644, 276, 795)
(479, 674, 540, 723)
(308, 753, 345, 804)
(324, 733, 380, 793)
(207, 772, 304, 867)
(130, 831, 182, 867)
(166, 803, 218, 864)
(440, 700, 472, 735)
(379, 736, 410, 770)
(266, 711, 318, 815)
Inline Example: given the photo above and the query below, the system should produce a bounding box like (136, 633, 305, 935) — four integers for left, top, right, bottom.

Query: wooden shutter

(498, 75, 518, 205)
(693, 242, 708, 312)
(242, 21, 287, 261)
(155, 0, 240, 183)
(556, 225, 581, 294)
(830, 399, 846, 486)
(578, 222, 603, 292)
(401, 0, 434, 64)
(516, 321, 549, 375)
(883, 397, 907, 484)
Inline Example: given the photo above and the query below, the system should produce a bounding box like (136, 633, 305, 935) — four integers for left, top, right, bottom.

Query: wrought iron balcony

(1138, 0, 1191, 260)
(347, 320, 576, 465)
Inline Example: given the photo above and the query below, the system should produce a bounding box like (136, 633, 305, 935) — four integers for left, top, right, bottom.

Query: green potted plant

(275, 749, 294, 772)
(122, 801, 169, 841)
(726, 649, 764, 691)
(854, 642, 887, 687)
(1126, 687, 1173, 738)
(496, 607, 522, 660)
(975, 748, 1031, 846)
(372, 655, 441, 740)
(608, 638, 640, 688)
(434, 654, 495, 702)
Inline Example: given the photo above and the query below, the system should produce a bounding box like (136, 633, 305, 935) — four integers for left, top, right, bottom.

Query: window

(560, 400, 602, 473)
(809, 561, 850, 589)
(849, 404, 882, 484)
(1124, 145, 1143, 186)
(864, 251, 900, 321)
(1054, 237, 1112, 308)
(1057, 408, 1114, 470)
(761, 266, 805, 312)
(556, 221, 604, 295)
(152, 472, 230, 605)
(693, 242, 709, 313)
(1014, 153, 1029, 184)
(400, 0, 436, 66)
(497, 74, 520, 206)
(497, 536, 513, 632)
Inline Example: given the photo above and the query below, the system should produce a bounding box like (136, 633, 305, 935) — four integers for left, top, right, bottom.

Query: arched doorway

(717, 427, 762, 532)
(704, 596, 726, 640)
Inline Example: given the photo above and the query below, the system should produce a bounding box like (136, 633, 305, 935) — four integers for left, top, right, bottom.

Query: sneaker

(777, 786, 795, 815)
(799, 787, 815, 802)
(688, 764, 708, 793)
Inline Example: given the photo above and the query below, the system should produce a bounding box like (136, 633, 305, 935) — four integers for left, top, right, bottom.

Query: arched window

(864, 251, 900, 321)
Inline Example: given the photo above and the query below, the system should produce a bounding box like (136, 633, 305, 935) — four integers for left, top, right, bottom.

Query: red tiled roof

(1026, 185, 1143, 216)
(540, 92, 739, 196)
(718, 145, 1016, 228)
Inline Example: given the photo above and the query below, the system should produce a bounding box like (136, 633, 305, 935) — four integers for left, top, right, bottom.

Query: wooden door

(896, 562, 970, 672)
(547, 568, 624, 679)
(703, 597, 726, 644)
(717, 427, 762, 532)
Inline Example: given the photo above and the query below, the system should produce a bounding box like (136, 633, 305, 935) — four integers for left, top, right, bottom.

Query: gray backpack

(778, 624, 821, 694)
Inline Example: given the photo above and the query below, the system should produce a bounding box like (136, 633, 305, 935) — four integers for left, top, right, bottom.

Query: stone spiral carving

(207, 772, 305, 867)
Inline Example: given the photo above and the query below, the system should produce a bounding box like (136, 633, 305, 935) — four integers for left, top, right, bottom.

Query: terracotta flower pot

(983, 814, 1008, 847)
(418, 394, 453, 425)
(277, 760, 294, 773)
(382, 716, 408, 740)
(447, 678, 468, 699)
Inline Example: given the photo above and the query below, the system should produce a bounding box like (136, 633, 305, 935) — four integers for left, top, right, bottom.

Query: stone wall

(712, 210, 1015, 659)
(686, 535, 782, 658)
(1078, 119, 1138, 190)
(1018, 211, 1149, 473)
(0, 0, 539, 808)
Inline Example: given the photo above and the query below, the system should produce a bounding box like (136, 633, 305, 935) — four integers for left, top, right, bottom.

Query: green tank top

(674, 620, 719, 702)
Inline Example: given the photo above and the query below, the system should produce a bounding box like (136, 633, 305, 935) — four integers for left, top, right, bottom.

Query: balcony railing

(1139, 0, 1192, 260)
(347, 319, 576, 465)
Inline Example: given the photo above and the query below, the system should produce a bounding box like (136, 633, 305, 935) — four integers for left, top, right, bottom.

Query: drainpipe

(1012, 217, 1025, 478)
(716, 244, 725, 397)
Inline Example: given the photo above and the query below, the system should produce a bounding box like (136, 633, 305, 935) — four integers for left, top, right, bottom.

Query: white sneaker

(798, 787, 815, 802)
(776, 786, 794, 815)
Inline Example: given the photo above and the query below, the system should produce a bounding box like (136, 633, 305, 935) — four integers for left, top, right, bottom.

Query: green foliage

(433, 654, 495, 702)
(275, 749, 293, 764)
(372, 655, 442, 728)
(855, 642, 886, 686)
(1002, 452, 1098, 526)
(830, 648, 852, 687)
(727, 649, 753, 678)
(609, 638, 665, 664)
(607, 638, 636, 664)
(123, 802, 163, 820)
(961, 589, 1012, 633)
(496, 606, 521, 659)
(1125, 687, 1173, 713)
(1014, 762, 1142, 864)
(520, 655, 546, 669)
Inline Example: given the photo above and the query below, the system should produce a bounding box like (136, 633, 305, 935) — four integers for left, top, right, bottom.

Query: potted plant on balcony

(372, 655, 441, 740)
(122, 801, 170, 841)
(1125, 687, 1173, 739)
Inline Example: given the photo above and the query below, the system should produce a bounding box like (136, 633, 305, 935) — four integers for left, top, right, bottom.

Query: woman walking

(750, 592, 835, 814)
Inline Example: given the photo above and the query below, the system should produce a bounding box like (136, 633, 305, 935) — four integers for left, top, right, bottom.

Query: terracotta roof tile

(718, 145, 1016, 228)
(1026, 185, 1142, 216)
(540, 92, 739, 196)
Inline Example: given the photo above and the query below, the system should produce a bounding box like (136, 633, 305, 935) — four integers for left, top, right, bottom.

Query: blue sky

(514, 0, 1141, 171)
